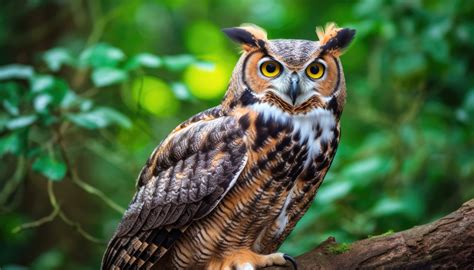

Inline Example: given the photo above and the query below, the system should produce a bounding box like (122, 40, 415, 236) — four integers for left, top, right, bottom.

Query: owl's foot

(283, 254, 297, 270)
(207, 249, 297, 270)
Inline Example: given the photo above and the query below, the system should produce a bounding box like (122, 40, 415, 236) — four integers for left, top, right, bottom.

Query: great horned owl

(102, 23, 355, 270)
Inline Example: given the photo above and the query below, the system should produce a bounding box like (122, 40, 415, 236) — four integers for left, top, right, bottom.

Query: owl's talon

(283, 254, 297, 270)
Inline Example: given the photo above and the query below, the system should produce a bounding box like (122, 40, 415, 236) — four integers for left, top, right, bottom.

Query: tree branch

(269, 199, 474, 269)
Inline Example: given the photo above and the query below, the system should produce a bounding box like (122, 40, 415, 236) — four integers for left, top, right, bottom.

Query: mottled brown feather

(102, 108, 248, 269)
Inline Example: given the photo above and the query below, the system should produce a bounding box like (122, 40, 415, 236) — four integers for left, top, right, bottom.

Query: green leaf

(341, 156, 394, 186)
(32, 155, 67, 181)
(0, 64, 35, 80)
(194, 61, 215, 70)
(3, 100, 19, 116)
(97, 108, 132, 128)
(0, 133, 21, 156)
(393, 52, 426, 77)
(42, 47, 74, 71)
(1, 82, 22, 116)
(91, 68, 128, 87)
(371, 198, 404, 217)
(59, 91, 93, 112)
(162, 55, 196, 71)
(66, 107, 131, 129)
(317, 181, 353, 204)
(30, 75, 55, 92)
(6, 115, 37, 130)
(33, 94, 53, 113)
(126, 53, 162, 70)
(79, 43, 125, 68)
(170, 82, 192, 100)
(29, 75, 69, 110)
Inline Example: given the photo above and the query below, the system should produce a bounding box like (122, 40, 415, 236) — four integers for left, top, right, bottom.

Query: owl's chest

(248, 103, 338, 171)
(235, 104, 340, 250)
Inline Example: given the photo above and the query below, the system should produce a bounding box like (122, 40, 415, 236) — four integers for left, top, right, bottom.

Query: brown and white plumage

(102, 23, 355, 270)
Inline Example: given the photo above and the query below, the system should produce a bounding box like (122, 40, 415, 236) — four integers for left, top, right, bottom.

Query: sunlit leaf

(79, 43, 125, 68)
(66, 107, 131, 129)
(126, 53, 162, 70)
(6, 115, 37, 130)
(33, 94, 53, 113)
(91, 68, 128, 87)
(194, 61, 215, 70)
(32, 155, 67, 181)
(162, 55, 196, 71)
(371, 198, 404, 216)
(43, 47, 74, 71)
(60, 91, 79, 109)
(59, 91, 93, 112)
(316, 181, 352, 204)
(95, 107, 132, 129)
(30, 75, 55, 92)
(29, 75, 69, 111)
(340, 156, 394, 185)
(0, 65, 34, 80)
(170, 82, 192, 100)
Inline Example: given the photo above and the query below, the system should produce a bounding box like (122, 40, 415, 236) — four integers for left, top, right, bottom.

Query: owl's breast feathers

(231, 100, 340, 252)
(102, 99, 340, 269)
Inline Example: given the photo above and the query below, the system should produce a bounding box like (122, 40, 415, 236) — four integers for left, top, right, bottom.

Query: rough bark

(269, 199, 474, 270)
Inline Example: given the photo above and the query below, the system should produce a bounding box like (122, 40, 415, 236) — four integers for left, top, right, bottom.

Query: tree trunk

(269, 199, 474, 269)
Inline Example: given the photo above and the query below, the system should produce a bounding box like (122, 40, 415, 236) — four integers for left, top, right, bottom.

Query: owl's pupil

(310, 65, 319, 74)
(266, 63, 276, 73)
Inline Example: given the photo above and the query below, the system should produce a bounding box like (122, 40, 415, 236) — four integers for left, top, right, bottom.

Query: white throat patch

(250, 102, 336, 165)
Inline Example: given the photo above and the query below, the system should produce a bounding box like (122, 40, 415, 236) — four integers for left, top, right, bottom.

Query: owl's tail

(101, 227, 183, 270)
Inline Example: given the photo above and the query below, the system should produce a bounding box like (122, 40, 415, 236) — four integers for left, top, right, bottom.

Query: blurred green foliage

(1, 0, 473, 269)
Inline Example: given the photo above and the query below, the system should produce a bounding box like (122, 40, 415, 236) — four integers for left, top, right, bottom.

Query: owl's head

(222, 23, 355, 115)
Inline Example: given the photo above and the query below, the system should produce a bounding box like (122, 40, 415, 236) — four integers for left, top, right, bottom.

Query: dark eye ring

(260, 60, 282, 78)
(306, 61, 325, 79)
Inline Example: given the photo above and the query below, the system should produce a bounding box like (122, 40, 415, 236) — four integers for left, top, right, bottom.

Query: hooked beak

(289, 72, 300, 105)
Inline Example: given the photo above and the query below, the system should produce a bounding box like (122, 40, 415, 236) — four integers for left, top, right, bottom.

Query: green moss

(368, 229, 395, 239)
(326, 243, 352, 254)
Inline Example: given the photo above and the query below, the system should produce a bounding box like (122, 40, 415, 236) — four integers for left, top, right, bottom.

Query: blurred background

(1, 0, 473, 269)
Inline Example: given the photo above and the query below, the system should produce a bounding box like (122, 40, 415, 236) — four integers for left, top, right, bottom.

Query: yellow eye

(306, 62, 325, 79)
(260, 60, 281, 78)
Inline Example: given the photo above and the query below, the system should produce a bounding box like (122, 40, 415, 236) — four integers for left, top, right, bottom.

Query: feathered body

(102, 23, 355, 270)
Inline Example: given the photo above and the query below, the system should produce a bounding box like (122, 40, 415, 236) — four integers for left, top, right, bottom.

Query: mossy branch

(269, 199, 474, 269)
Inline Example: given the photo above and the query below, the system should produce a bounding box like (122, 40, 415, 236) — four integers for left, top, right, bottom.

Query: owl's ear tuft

(222, 24, 268, 52)
(316, 23, 356, 56)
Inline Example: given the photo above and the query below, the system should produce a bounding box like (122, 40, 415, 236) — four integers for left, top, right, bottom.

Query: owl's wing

(102, 111, 248, 269)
